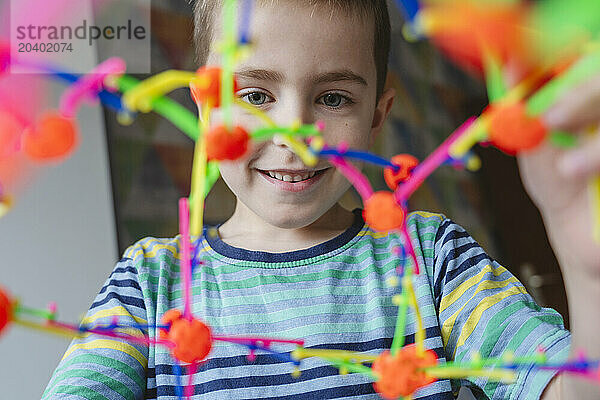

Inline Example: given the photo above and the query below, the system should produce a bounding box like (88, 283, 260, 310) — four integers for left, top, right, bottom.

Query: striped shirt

(42, 211, 570, 399)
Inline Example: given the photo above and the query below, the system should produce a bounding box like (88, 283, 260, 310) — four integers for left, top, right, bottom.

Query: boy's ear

(369, 86, 396, 147)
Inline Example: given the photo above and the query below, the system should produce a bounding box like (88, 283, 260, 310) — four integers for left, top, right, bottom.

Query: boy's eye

(241, 91, 271, 106)
(318, 93, 352, 108)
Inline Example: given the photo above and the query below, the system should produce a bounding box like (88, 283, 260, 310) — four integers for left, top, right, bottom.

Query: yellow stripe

(440, 264, 529, 349)
(125, 238, 180, 261)
(144, 243, 179, 260)
(409, 211, 444, 221)
(82, 306, 147, 325)
(452, 286, 528, 356)
(357, 230, 388, 240)
(440, 264, 508, 313)
(441, 276, 526, 344)
(62, 339, 148, 367)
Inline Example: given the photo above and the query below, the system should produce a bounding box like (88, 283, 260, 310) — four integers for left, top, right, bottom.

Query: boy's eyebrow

(311, 70, 368, 86)
(235, 68, 285, 82)
(234, 68, 368, 86)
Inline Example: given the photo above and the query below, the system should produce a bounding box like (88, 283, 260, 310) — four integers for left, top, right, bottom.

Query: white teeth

(264, 170, 317, 182)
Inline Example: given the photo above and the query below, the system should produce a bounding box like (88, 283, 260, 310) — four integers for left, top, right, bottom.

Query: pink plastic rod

(328, 156, 373, 201)
(394, 117, 476, 203)
(60, 57, 126, 118)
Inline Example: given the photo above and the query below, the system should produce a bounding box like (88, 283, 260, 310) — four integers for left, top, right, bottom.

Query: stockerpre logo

(10, 0, 150, 74)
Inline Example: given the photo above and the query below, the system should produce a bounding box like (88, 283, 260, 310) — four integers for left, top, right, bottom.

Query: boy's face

(206, 2, 394, 230)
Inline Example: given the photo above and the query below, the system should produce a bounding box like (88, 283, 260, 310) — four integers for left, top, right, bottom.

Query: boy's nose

(272, 134, 285, 147)
(273, 96, 314, 128)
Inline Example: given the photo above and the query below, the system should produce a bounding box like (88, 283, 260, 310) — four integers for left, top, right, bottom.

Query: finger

(543, 74, 600, 132)
(558, 130, 600, 178)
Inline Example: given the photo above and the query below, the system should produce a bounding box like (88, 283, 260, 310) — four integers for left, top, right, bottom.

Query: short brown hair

(192, 0, 390, 98)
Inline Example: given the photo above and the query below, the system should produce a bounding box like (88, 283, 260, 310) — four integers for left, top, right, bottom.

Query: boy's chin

(250, 201, 348, 231)
(259, 207, 326, 230)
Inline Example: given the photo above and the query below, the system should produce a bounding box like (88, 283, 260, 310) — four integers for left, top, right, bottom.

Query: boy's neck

(217, 202, 356, 253)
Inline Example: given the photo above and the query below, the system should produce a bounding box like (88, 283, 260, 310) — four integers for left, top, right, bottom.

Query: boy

(43, 0, 600, 399)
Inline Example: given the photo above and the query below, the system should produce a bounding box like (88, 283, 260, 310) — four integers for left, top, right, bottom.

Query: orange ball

(190, 66, 239, 108)
(160, 309, 212, 364)
(487, 101, 547, 155)
(372, 346, 438, 399)
(425, 0, 527, 74)
(0, 286, 14, 337)
(363, 191, 405, 232)
(205, 125, 249, 161)
(22, 112, 78, 161)
(384, 154, 419, 190)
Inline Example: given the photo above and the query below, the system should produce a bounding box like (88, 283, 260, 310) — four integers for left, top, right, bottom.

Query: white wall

(0, 98, 118, 398)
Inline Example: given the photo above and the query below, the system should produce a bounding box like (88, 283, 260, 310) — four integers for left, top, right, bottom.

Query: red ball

(0, 40, 9, 74)
(372, 346, 438, 399)
(384, 154, 419, 190)
(22, 112, 78, 161)
(487, 101, 547, 155)
(205, 125, 249, 161)
(160, 309, 212, 364)
(190, 66, 239, 108)
(0, 286, 14, 337)
(363, 191, 405, 232)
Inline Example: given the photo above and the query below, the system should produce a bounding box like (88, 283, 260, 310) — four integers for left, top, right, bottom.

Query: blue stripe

(206, 209, 365, 263)
(109, 265, 137, 277)
(98, 278, 142, 294)
(90, 292, 145, 310)
(443, 250, 488, 285)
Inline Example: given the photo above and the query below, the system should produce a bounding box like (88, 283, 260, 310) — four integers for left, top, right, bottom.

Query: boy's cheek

(321, 122, 373, 150)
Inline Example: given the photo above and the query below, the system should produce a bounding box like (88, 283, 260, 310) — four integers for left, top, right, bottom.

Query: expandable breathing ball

(22, 112, 78, 161)
(372, 346, 438, 399)
(190, 66, 239, 108)
(363, 191, 405, 232)
(160, 309, 212, 364)
(384, 154, 419, 190)
(487, 101, 547, 154)
(0, 287, 14, 337)
(205, 125, 250, 161)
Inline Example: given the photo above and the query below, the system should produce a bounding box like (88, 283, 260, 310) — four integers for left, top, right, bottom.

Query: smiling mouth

(257, 169, 328, 183)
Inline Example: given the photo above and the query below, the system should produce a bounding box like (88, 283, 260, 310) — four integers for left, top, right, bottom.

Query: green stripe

(46, 354, 145, 393)
(51, 369, 136, 399)
(209, 301, 397, 329)
(46, 381, 112, 400)
(136, 217, 442, 272)
(46, 385, 109, 400)
(164, 317, 397, 344)
(138, 259, 398, 294)
(142, 247, 398, 278)
(147, 282, 385, 311)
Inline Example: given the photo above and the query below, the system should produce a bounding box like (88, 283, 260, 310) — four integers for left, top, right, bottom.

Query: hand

(517, 74, 600, 278)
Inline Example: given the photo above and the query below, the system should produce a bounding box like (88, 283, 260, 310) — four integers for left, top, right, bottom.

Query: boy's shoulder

(120, 235, 184, 273)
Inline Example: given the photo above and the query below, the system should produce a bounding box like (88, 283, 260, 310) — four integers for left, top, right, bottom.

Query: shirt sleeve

(42, 254, 149, 400)
(432, 217, 571, 400)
